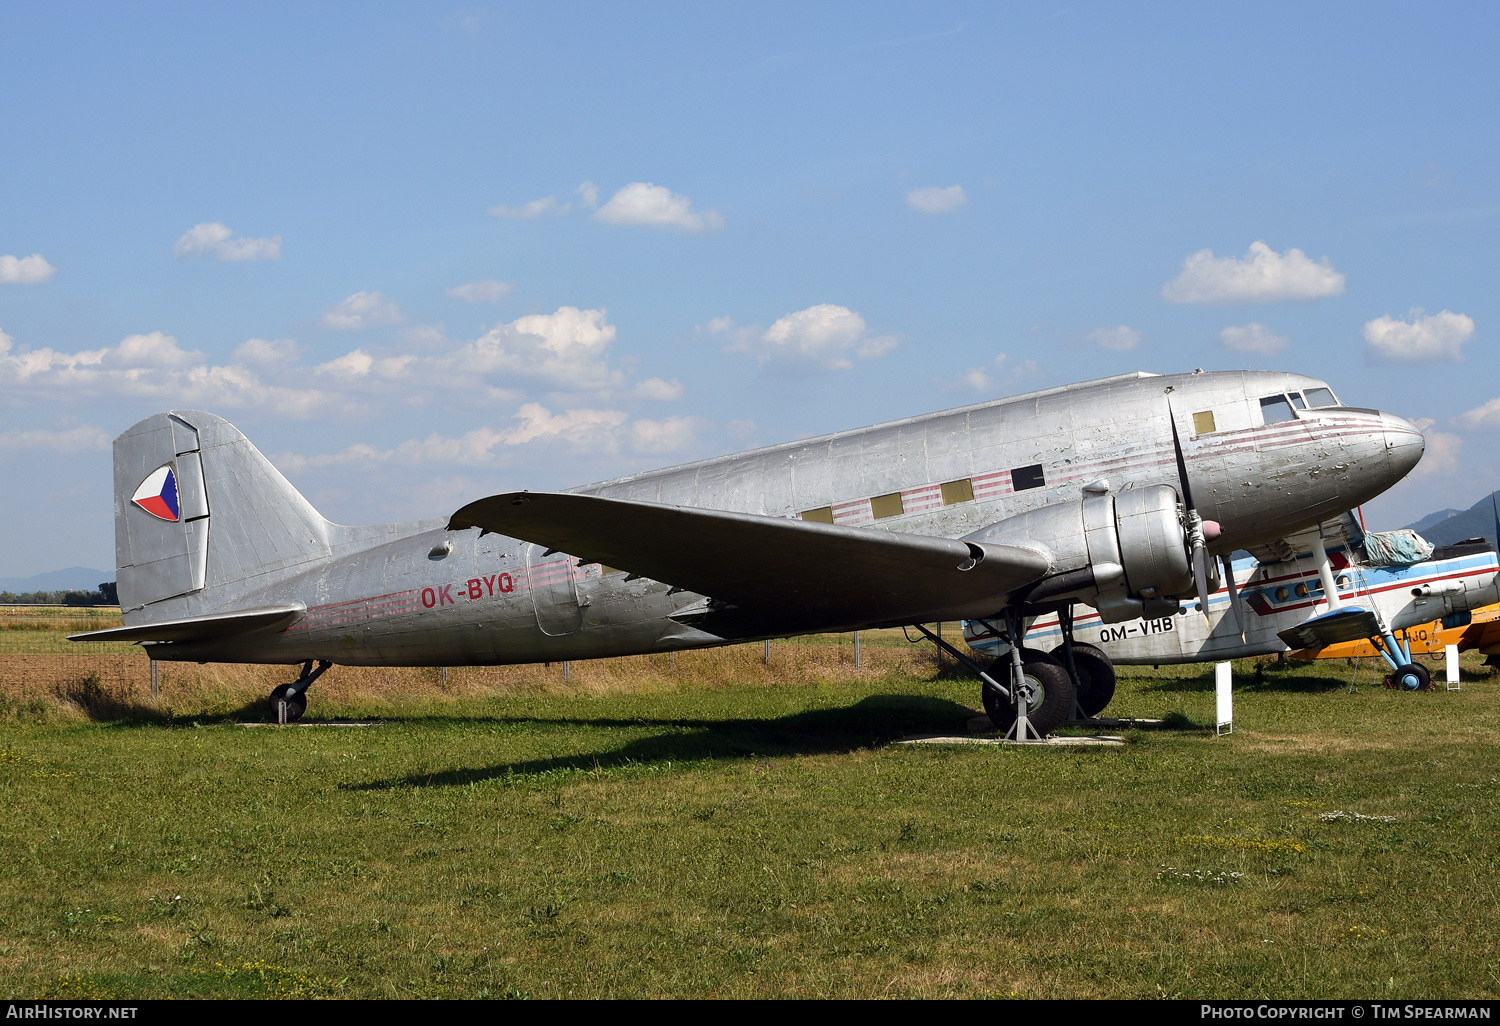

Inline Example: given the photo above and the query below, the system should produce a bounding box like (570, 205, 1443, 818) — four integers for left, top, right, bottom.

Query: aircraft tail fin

(112, 411, 333, 614)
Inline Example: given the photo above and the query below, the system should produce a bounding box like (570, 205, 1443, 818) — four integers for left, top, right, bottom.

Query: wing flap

(68, 604, 303, 644)
(448, 492, 1051, 634)
(1277, 606, 1381, 651)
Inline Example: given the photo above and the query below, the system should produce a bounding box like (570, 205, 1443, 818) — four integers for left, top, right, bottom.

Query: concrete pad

(965, 714, 1162, 735)
(897, 733, 1125, 747)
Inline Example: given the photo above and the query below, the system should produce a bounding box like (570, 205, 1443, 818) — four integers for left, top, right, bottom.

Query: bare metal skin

(78, 369, 1423, 673)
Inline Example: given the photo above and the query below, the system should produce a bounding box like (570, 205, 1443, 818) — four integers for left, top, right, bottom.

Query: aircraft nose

(1379, 411, 1426, 481)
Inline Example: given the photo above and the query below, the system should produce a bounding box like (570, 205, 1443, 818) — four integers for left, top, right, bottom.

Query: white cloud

(500, 403, 631, 448)
(906, 185, 968, 213)
(0, 254, 57, 284)
(0, 425, 110, 452)
(321, 291, 404, 330)
(233, 337, 300, 365)
(447, 279, 514, 303)
(631, 416, 702, 454)
(576, 181, 599, 208)
(173, 222, 281, 261)
(595, 182, 724, 231)
(1086, 326, 1141, 352)
(1411, 418, 1462, 478)
(1364, 309, 1474, 364)
(938, 353, 1040, 393)
(1161, 241, 1345, 304)
(0, 329, 323, 416)
(630, 377, 683, 401)
(723, 304, 894, 373)
(1459, 397, 1500, 430)
(488, 196, 564, 219)
(1220, 322, 1289, 356)
(450, 306, 622, 389)
(726, 419, 757, 440)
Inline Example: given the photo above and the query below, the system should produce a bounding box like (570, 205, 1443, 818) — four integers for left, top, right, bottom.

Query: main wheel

(268, 683, 308, 723)
(1066, 642, 1117, 718)
(982, 653, 1075, 737)
(1390, 662, 1431, 691)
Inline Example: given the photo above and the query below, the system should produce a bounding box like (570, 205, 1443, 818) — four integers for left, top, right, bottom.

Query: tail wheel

(1390, 663, 1431, 691)
(982, 652, 1075, 736)
(1067, 642, 1117, 717)
(268, 683, 308, 723)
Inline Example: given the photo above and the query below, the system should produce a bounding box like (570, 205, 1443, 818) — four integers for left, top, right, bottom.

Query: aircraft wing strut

(449, 492, 1051, 636)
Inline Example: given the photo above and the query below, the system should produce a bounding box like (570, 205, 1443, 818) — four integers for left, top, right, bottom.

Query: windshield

(1304, 386, 1338, 408)
(1260, 395, 1296, 424)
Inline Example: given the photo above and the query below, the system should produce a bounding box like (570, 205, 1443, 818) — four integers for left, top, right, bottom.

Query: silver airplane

(72, 370, 1425, 737)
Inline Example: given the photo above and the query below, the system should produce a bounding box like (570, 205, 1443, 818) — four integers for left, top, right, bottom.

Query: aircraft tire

(268, 683, 308, 723)
(982, 655, 1074, 737)
(1068, 643, 1117, 717)
(1390, 662, 1431, 692)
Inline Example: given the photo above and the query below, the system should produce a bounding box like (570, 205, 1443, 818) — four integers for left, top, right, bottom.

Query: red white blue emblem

(131, 465, 180, 522)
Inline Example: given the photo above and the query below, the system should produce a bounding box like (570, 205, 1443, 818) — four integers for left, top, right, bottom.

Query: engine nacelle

(1394, 570, 1500, 630)
(965, 484, 1197, 623)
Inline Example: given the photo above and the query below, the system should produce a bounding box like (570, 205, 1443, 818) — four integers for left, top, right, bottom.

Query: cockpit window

(1288, 391, 1307, 410)
(1260, 395, 1296, 424)
(1304, 387, 1338, 408)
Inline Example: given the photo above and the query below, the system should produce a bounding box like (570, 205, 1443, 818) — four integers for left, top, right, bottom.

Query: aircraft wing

(68, 604, 303, 644)
(448, 492, 1051, 636)
(1276, 606, 1381, 651)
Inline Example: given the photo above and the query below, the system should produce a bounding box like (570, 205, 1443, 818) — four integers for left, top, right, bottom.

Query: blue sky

(1, 3, 1497, 576)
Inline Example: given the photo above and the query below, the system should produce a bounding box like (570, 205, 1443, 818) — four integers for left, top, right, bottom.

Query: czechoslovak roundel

(131, 465, 181, 522)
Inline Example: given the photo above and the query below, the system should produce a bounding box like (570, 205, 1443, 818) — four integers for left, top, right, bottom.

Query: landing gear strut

(945, 610, 1075, 739)
(268, 660, 331, 723)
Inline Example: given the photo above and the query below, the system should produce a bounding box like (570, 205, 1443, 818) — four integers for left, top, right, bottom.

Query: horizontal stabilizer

(1277, 606, 1380, 651)
(68, 604, 303, 645)
(448, 492, 1051, 635)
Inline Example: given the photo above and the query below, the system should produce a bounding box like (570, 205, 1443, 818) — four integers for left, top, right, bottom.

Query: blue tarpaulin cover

(1361, 529, 1434, 567)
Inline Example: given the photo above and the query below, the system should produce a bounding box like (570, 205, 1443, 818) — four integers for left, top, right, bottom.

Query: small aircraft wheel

(982, 655, 1075, 737)
(1068, 643, 1117, 717)
(1391, 663, 1431, 692)
(268, 683, 308, 723)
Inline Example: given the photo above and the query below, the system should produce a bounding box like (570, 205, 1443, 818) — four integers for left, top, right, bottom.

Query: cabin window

(1304, 387, 1338, 408)
(1274, 586, 1290, 602)
(1192, 411, 1217, 435)
(1294, 582, 1310, 598)
(1259, 395, 1297, 425)
(940, 478, 975, 505)
(1011, 464, 1046, 491)
(1289, 391, 1307, 410)
(870, 492, 905, 519)
(801, 506, 834, 523)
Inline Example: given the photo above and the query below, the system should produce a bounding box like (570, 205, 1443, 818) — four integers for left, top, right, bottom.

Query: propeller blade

(1170, 406, 1215, 626)
(1220, 553, 1245, 640)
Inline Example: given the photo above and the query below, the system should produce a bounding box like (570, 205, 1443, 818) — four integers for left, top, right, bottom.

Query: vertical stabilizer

(114, 410, 333, 614)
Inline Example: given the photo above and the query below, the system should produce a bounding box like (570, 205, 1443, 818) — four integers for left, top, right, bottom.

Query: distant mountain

(1405, 507, 1465, 535)
(1404, 492, 1500, 548)
(0, 567, 114, 594)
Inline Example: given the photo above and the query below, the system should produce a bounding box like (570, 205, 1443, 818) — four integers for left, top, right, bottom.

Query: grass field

(0, 608, 1496, 999)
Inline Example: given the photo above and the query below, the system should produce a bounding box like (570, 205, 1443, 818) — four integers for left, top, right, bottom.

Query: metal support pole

(912, 623, 1009, 700)
(764, 640, 770, 665)
(935, 622, 942, 671)
(1004, 608, 1043, 742)
(563, 660, 570, 681)
(149, 660, 160, 700)
(853, 630, 861, 668)
(669, 650, 676, 670)
(441, 666, 448, 687)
